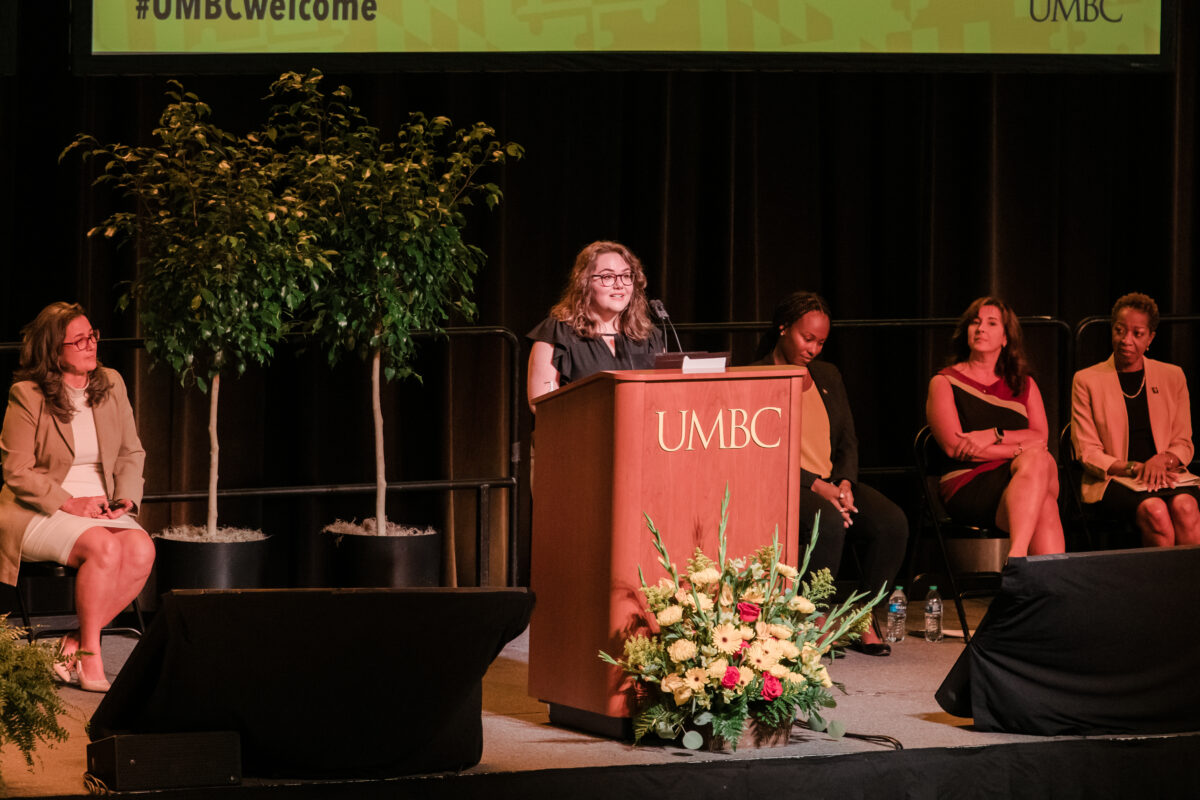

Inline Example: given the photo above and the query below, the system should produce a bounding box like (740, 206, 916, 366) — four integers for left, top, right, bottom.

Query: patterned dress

(936, 366, 1034, 520)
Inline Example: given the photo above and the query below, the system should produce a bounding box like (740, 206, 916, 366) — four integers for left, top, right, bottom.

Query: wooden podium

(528, 365, 808, 735)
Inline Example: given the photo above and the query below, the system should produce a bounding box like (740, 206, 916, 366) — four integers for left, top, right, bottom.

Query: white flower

(742, 586, 766, 604)
(768, 623, 793, 640)
(745, 642, 779, 671)
(656, 605, 683, 626)
(668, 638, 698, 663)
(684, 667, 708, 692)
(788, 595, 816, 614)
(662, 673, 693, 705)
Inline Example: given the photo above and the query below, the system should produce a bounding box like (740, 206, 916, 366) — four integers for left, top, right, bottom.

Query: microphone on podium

(649, 299, 683, 353)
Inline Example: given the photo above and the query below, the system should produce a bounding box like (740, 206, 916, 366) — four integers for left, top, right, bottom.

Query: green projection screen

(77, 0, 1174, 73)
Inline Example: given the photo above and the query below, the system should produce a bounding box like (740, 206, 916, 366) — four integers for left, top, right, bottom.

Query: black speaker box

(86, 732, 240, 791)
(937, 545, 1200, 735)
(89, 587, 534, 778)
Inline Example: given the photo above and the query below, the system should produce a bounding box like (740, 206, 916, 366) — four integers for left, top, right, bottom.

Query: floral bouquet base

(702, 719, 793, 752)
(600, 488, 884, 752)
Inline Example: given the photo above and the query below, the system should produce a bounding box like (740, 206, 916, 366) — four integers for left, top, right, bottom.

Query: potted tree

(264, 70, 522, 587)
(62, 81, 318, 590)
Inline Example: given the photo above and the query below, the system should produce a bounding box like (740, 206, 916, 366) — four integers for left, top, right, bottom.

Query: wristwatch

(1126, 462, 1137, 477)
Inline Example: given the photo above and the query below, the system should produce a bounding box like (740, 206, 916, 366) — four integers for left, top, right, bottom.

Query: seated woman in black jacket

(755, 292, 909, 655)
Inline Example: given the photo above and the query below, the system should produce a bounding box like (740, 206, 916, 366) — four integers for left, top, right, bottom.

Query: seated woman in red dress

(925, 296, 1064, 558)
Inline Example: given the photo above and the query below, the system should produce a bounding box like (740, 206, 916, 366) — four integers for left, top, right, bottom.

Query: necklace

(1119, 371, 1146, 400)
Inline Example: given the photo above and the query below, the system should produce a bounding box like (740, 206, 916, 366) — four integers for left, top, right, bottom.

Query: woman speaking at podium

(1071, 292, 1200, 547)
(527, 240, 664, 412)
(755, 292, 908, 656)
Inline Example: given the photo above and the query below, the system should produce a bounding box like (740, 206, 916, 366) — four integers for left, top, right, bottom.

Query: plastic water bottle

(924, 585, 943, 643)
(885, 585, 907, 643)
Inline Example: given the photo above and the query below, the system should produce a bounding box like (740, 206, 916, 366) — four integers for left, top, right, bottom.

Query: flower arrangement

(600, 489, 884, 750)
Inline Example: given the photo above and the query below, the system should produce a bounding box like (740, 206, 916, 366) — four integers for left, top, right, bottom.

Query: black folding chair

(12, 561, 145, 642)
(910, 425, 1007, 642)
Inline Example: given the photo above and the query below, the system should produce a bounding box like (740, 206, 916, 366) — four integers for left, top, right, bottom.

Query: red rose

(737, 602, 761, 622)
(721, 665, 741, 689)
(761, 673, 783, 701)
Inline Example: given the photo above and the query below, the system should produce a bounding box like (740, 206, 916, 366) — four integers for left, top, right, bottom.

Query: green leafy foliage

(263, 69, 523, 381)
(61, 70, 522, 536)
(61, 82, 319, 391)
(0, 618, 68, 780)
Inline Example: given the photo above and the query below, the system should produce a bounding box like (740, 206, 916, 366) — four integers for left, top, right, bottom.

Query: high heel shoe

(51, 635, 77, 684)
(77, 673, 111, 693)
(75, 656, 111, 693)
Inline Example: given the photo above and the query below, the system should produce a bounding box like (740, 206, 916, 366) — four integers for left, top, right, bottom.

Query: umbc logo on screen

(136, 0, 379, 22)
(1029, 0, 1124, 23)
(655, 408, 783, 452)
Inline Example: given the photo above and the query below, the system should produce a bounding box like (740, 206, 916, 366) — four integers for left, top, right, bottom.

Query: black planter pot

(324, 529, 442, 588)
(155, 537, 273, 592)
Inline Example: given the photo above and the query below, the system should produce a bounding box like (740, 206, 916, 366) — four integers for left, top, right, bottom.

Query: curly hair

(1111, 292, 1159, 331)
(14, 302, 111, 424)
(548, 240, 656, 341)
(948, 296, 1031, 396)
(754, 291, 832, 361)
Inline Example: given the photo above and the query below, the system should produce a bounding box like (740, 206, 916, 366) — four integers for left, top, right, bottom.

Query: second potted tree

(265, 70, 522, 587)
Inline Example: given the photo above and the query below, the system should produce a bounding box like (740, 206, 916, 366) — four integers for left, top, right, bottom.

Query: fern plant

(0, 617, 68, 780)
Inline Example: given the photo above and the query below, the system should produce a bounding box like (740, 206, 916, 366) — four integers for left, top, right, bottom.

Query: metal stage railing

(6, 313, 1195, 587)
(0, 326, 521, 588)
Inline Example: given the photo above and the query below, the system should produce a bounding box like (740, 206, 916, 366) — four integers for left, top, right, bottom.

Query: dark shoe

(849, 640, 891, 657)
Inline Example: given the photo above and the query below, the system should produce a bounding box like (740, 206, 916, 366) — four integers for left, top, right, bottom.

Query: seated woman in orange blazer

(1071, 293, 1200, 547)
(0, 302, 155, 692)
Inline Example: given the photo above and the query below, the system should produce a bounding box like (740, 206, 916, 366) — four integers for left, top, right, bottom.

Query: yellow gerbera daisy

(712, 623, 742, 654)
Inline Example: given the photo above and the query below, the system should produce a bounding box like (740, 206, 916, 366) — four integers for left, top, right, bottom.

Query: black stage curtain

(2, 5, 1198, 586)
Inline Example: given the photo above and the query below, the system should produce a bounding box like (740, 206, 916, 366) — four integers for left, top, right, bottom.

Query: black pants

(798, 480, 908, 599)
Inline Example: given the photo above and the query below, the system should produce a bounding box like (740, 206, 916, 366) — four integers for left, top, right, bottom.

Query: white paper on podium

(681, 355, 727, 373)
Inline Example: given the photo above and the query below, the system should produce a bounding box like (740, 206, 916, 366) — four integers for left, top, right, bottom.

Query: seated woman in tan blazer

(0, 302, 155, 692)
(1071, 293, 1200, 547)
